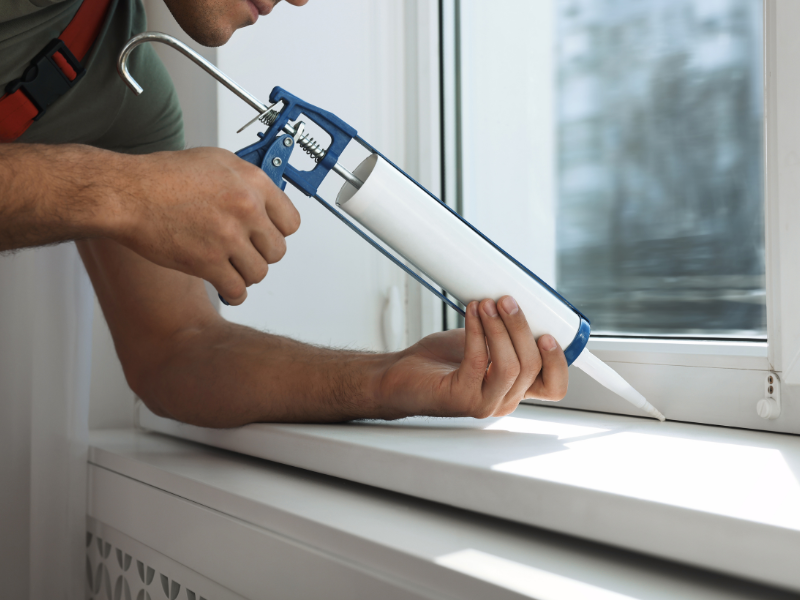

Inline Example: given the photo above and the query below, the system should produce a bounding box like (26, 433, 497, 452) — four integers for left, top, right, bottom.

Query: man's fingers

(211, 263, 248, 306)
(229, 243, 270, 287)
(222, 289, 248, 306)
(259, 174, 301, 237)
(210, 173, 295, 303)
(526, 334, 569, 401)
(478, 299, 520, 413)
(458, 301, 489, 384)
(250, 219, 288, 264)
(496, 295, 542, 413)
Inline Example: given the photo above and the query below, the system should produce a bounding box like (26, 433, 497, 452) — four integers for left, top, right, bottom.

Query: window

(440, 0, 800, 433)
(555, 0, 764, 339)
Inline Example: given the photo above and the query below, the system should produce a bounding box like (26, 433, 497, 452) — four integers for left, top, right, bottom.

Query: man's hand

(117, 147, 300, 305)
(376, 296, 569, 419)
(0, 144, 299, 305)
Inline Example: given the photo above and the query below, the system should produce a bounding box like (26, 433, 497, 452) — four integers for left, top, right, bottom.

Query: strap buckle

(5, 39, 86, 120)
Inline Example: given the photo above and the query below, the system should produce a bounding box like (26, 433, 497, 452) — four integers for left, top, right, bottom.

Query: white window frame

(400, 0, 448, 344)
(423, 0, 800, 434)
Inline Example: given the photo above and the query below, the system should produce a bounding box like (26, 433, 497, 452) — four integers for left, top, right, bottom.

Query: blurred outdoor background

(555, 0, 765, 338)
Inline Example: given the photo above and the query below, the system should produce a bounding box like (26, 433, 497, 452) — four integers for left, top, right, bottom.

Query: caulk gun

(118, 32, 665, 422)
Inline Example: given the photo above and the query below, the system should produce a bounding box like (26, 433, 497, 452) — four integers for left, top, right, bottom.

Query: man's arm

(79, 238, 568, 428)
(0, 143, 299, 305)
(0, 144, 126, 249)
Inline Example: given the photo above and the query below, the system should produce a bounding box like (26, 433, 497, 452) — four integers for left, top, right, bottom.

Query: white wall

(0, 245, 93, 599)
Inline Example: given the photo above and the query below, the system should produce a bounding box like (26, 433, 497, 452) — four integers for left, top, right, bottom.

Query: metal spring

(257, 112, 327, 162)
(296, 133, 326, 162)
(258, 110, 279, 126)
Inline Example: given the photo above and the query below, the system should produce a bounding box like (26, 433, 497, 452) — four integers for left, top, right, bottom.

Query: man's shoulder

(5, 0, 184, 153)
(1, 0, 77, 27)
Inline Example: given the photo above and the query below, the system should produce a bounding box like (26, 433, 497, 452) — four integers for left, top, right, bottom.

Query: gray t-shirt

(1, 0, 185, 153)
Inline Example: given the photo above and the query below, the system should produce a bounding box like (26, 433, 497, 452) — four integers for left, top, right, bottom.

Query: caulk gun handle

(218, 131, 296, 307)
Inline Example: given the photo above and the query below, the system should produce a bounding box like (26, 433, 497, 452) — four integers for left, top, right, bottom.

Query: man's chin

(181, 22, 238, 47)
(162, 0, 260, 47)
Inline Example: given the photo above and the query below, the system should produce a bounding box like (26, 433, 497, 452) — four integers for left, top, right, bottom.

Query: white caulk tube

(337, 154, 665, 422)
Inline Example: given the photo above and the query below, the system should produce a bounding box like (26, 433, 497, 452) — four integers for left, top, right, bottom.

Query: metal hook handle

(117, 31, 364, 191)
(117, 31, 268, 113)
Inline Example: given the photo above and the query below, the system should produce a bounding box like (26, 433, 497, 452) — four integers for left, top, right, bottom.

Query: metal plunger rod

(118, 32, 363, 189)
(118, 32, 266, 111)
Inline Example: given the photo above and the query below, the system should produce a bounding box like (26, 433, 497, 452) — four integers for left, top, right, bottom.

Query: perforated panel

(86, 518, 245, 600)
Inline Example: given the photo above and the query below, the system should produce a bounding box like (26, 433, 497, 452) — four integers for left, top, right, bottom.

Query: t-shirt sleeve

(13, 0, 184, 155)
(91, 41, 185, 154)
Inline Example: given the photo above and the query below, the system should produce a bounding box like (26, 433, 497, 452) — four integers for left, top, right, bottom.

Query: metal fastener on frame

(757, 373, 781, 420)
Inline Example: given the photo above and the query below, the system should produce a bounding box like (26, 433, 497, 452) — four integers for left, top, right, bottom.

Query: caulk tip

(646, 405, 666, 422)
(573, 351, 667, 422)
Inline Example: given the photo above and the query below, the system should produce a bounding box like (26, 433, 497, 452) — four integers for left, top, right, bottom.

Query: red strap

(52, 52, 78, 81)
(0, 0, 111, 142)
(0, 92, 40, 142)
(60, 0, 112, 62)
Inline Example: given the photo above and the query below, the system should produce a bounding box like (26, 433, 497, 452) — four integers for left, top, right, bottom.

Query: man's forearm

(133, 319, 398, 427)
(81, 236, 402, 427)
(0, 144, 130, 251)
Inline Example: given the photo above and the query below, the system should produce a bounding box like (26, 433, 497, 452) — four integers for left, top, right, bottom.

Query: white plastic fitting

(757, 373, 781, 420)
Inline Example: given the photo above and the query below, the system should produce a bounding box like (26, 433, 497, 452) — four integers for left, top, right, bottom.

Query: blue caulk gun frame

(234, 87, 591, 365)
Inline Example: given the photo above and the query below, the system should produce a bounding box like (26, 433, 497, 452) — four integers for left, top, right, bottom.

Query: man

(0, 0, 568, 428)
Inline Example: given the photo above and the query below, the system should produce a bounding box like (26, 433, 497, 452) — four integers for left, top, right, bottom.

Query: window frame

(430, 0, 800, 434)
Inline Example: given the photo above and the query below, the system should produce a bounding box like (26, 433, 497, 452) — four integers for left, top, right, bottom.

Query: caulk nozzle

(643, 402, 666, 422)
(573, 350, 666, 422)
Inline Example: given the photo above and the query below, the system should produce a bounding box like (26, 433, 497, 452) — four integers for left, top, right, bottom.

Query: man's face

(162, 0, 309, 47)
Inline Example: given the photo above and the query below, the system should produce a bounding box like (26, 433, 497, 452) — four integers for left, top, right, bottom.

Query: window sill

(91, 427, 794, 598)
(138, 403, 800, 593)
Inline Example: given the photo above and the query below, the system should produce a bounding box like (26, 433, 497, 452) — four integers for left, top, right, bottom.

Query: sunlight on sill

(435, 548, 636, 600)
(483, 415, 608, 440)
(491, 426, 800, 530)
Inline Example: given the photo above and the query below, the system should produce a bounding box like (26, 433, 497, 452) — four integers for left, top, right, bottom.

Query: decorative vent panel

(86, 517, 245, 600)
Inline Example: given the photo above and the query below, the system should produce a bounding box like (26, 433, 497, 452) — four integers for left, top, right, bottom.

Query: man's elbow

(119, 344, 224, 427)
(119, 351, 172, 419)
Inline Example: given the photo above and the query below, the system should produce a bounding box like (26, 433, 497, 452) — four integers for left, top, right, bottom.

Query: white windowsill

(138, 403, 800, 593)
(90, 428, 793, 599)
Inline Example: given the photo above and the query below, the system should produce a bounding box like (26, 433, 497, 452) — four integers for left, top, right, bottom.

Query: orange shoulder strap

(0, 0, 112, 143)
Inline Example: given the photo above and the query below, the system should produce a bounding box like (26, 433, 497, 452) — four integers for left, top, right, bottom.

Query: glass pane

(555, 0, 765, 337)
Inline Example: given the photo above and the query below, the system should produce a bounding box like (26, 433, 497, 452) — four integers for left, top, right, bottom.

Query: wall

(0, 246, 93, 599)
